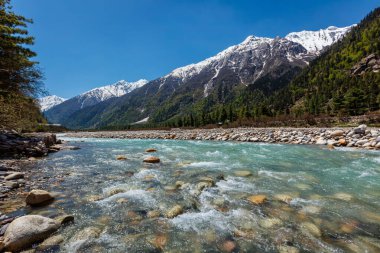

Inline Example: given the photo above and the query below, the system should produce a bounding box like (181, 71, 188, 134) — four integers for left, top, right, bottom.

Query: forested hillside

(0, 0, 45, 131)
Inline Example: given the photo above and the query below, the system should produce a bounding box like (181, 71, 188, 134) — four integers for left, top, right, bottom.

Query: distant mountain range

(43, 25, 358, 129)
(41, 79, 148, 123)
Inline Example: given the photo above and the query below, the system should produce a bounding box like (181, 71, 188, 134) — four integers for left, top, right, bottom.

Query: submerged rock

(55, 215, 74, 225)
(166, 205, 183, 218)
(274, 194, 293, 204)
(300, 222, 321, 237)
(25, 189, 54, 206)
(234, 171, 253, 177)
(5, 172, 24, 181)
(277, 245, 300, 253)
(145, 148, 157, 153)
(37, 234, 64, 251)
(333, 192, 353, 201)
(2, 215, 60, 252)
(116, 155, 127, 160)
(143, 156, 160, 163)
(259, 218, 283, 228)
(247, 195, 267, 205)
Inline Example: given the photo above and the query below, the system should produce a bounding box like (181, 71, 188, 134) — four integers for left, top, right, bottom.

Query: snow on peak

(38, 95, 66, 111)
(77, 79, 148, 108)
(166, 35, 273, 81)
(285, 25, 354, 53)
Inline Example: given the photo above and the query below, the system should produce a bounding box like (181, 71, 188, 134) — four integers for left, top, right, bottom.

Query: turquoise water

(26, 137, 380, 252)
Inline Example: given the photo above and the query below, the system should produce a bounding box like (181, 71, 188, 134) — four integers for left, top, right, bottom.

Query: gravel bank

(65, 125, 380, 150)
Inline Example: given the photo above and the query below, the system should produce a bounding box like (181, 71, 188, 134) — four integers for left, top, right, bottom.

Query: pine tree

(0, 0, 45, 130)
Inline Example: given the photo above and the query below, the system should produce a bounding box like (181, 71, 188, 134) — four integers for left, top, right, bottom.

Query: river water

(23, 137, 380, 252)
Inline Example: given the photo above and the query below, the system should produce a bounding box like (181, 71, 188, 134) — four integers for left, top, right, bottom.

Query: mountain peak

(285, 25, 355, 53)
(38, 95, 66, 111)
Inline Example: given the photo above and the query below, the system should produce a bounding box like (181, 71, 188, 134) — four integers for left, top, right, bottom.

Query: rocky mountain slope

(44, 79, 148, 124)
(58, 25, 353, 129)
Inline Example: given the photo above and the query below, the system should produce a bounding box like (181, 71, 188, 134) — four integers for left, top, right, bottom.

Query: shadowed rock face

(2, 215, 60, 252)
(351, 54, 380, 75)
(0, 130, 58, 158)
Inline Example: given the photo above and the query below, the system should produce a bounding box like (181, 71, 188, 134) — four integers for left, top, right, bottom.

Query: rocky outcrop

(0, 130, 60, 158)
(1, 215, 60, 252)
(351, 54, 380, 75)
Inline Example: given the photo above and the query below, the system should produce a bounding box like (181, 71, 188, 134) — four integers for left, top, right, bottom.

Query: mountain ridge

(47, 25, 355, 129)
(44, 79, 148, 123)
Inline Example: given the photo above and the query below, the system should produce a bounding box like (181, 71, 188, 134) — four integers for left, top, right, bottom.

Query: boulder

(354, 124, 367, 134)
(25, 190, 54, 206)
(330, 130, 344, 137)
(247, 195, 267, 205)
(2, 215, 60, 252)
(145, 148, 157, 153)
(5, 172, 24, 181)
(143, 156, 160, 163)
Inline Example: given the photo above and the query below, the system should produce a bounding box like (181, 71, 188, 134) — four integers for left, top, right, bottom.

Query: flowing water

(19, 137, 380, 252)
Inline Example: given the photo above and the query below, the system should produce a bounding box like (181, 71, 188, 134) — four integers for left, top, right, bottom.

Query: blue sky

(13, 0, 379, 98)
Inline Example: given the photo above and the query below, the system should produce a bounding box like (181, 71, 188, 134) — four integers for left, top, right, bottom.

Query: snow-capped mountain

(44, 79, 148, 124)
(55, 25, 353, 129)
(157, 25, 353, 97)
(38, 95, 66, 111)
(285, 25, 354, 53)
(75, 79, 148, 109)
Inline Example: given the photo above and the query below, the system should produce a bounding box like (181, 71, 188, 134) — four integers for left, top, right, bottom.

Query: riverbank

(0, 130, 80, 251)
(66, 124, 380, 150)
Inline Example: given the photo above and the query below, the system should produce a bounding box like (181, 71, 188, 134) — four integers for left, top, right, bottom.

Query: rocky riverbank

(66, 124, 380, 150)
(0, 130, 79, 252)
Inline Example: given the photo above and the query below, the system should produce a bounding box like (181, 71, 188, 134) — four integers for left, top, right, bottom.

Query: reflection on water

(21, 137, 380, 252)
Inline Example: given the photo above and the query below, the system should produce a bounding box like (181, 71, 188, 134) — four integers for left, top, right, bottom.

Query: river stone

(25, 190, 54, 206)
(166, 205, 183, 218)
(234, 171, 253, 177)
(55, 215, 74, 225)
(301, 222, 321, 237)
(143, 156, 160, 163)
(274, 194, 293, 204)
(278, 245, 300, 253)
(147, 210, 160, 218)
(71, 227, 102, 242)
(2, 215, 60, 252)
(116, 155, 127, 160)
(199, 176, 215, 185)
(315, 138, 327, 145)
(330, 130, 344, 137)
(145, 148, 157, 153)
(5, 181, 19, 189)
(220, 240, 236, 252)
(5, 172, 24, 181)
(37, 234, 64, 251)
(247, 195, 267, 205)
(333, 192, 353, 201)
(338, 139, 347, 146)
(259, 218, 282, 228)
